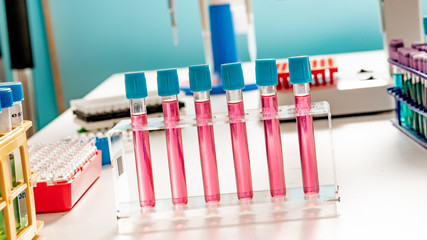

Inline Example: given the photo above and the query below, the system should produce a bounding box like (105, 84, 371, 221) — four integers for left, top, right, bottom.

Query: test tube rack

(108, 101, 339, 233)
(0, 121, 43, 240)
(387, 59, 427, 148)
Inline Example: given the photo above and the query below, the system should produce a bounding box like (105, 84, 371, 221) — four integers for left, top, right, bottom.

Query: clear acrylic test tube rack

(108, 101, 339, 233)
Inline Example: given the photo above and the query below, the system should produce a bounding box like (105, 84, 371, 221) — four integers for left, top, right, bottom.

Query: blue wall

(4, 0, 427, 128)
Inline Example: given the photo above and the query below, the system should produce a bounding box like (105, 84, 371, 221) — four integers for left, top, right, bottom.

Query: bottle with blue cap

(288, 56, 320, 194)
(0, 82, 24, 127)
(188, 64, 220, 203)
(156, 68, 188, 205)
(220, 62, 253, 200)
(0, 82, 27, 229)
(255, 59, 286, 197)
(0, 88, 13, 133)
(0, 88, 23, 231)
(124, 72, 156, 207)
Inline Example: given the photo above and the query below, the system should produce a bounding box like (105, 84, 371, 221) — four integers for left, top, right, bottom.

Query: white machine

(278, 0, 424, 116)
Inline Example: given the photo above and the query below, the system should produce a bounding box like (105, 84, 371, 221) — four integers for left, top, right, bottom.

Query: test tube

(157, 69, 188, 205)
(124, 72, 155, 207)
(289, 56, 319, 194)
(0, 88, 22, 230)
(0, 82, 24, 127)
(255, 59, 286, 197)
(0, 83, 26, 230)
(188, 65, 220, 203)
(221, 63, 253, 200)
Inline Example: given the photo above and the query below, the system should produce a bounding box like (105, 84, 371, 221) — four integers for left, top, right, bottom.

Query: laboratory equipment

(0, 88, 23, 232)
(168, 0, 178, 45)
(157, 69, 188, 205)
(289, 56, 319, 194)
(0, 83, 24, 128)
(70, 92, 185, 131)
(181, 0, 258, 95)
(255, 59, 286, 198)
(108, 71, 338, 232)
(5, 0, 37, 135)
(387, 39, 427, 147)
(379, 0, 424, 57)
(29, 139, 101, 212)
(0, 120, 43, 240)
(221, 62, 253, 200)
(0, 83, 26, 231)
(188, 64, 220, 203)
(125, 72, 155, 207)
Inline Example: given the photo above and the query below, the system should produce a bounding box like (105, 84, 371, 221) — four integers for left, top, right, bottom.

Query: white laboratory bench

(29, 51, 426, 240)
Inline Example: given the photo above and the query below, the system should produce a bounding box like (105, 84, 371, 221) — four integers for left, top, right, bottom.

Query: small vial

(157, 69, 188, 205)
(0, 82, 24, 127)
(125, 72, 155, 207)
(221, 63, 253, 200)
(289, 56, 319, 195)
(188, 65, 220, 203)
(255, 59, 286, 197)
(0, 88, 22, 230)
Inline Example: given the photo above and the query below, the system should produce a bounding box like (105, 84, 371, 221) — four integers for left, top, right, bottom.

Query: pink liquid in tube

(163, 99, 188, 205)
(295, 94, 319, 194)
(228, 101, 253, 199)
(261, 94, 286, 197)
(195, 100, 220, 202)
(131, 113, 155, 207)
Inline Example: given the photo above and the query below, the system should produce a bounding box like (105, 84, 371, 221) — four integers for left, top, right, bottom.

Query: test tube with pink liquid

(221, 63, 253, 200)
(255, 59, 286, 197)
(125, 72, 155, 207)
(188, 64, 220, 203)
(288, 56, 320, 194)
(157, 69, 188, 205)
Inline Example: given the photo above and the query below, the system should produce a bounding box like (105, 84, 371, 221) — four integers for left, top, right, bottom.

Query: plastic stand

(108, 101, 339, 233)
(0, 121, 43, 240)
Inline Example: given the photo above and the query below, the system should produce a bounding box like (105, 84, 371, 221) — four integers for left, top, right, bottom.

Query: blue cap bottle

(221, 62, 245, 91)
(157, 69, 180, 96)
(255, 59, 278, 87)
(0, 88, 13, 133)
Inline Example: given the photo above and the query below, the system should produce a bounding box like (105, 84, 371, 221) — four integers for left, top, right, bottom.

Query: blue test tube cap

(0, 82, 24, 102)
(0, 88, 13, 109)
(221, 62, 245, 91)
(125, 72, 148, 99)
(189, 64, 212, 92)
(157, 69, 180, 96)
(289, 56, 313, 84)
(255, 59, 278, 87)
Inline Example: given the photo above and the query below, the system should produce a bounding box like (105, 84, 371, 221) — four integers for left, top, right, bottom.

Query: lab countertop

(30, 51, 426, 240)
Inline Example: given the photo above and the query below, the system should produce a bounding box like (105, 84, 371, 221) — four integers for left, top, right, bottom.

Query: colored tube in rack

(0, 83, 27, 230)
(125, 72, 155, 207)
(221, 62, 253, 200)
(188, 65, 220, 203)
(157, 69, 188, 205)
(289, 56, 320, 194)
(0, 88, 23, 234)
(255, 59, 286, 197)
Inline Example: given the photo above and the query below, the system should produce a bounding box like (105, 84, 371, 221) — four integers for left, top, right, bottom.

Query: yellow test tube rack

(0, 121, 43, 240)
